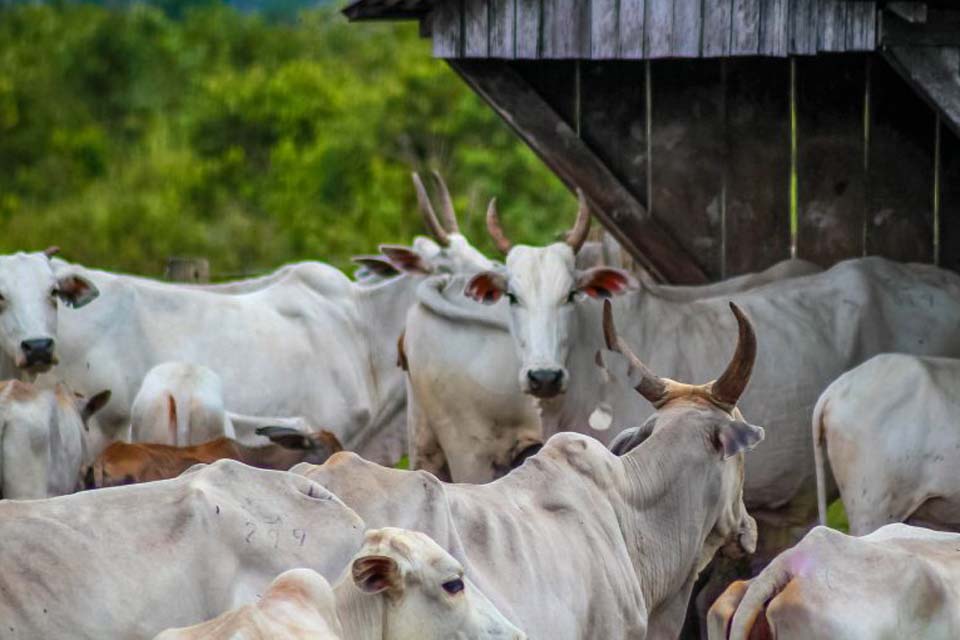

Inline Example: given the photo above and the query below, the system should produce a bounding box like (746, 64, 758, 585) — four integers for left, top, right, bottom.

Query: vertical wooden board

(542, 0, 589, 58)
(759, 0, 788, 56)
(649, 59, 726, 279)
(845, 1, 876, 51)
(579, 61, 648, 204)
(464, 0, 490, 57)
(619, 0, 645, 58)
(788, 0, 818, 55)
(725, 58, 792, 275)
(867, 59, 935, 263)
(939, 124, 960, 273)
(515, 0, 540, 58)
(731, 0, 761, 55)
(489, 0, 515, 58)
(702, 0, 732, 57)
(672, 0, 702, 57)
(511, 60, 577, 126)
(795, 54, 867, 266)
(644, 0, 674, 58)
(817, 0, 846, 52)
(591, 0, 619, 58)
(432, 0, 463, 57)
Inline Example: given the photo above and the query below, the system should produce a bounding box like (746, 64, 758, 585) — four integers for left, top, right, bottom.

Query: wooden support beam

(448, 59, 708, 284)
(885, 45, 960, 140)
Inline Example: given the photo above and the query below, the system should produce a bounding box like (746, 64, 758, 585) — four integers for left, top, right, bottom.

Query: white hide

(0, 460, 364, 639)
(0, 381, 108, 499)
(711, 524, 960, 640)
(814, 353, 960, 535)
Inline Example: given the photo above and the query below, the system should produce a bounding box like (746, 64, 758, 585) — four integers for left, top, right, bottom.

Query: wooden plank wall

(499, 53, 950, 280)
(433, 0, 876, 59)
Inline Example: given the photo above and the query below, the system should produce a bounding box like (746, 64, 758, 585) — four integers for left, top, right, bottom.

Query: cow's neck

(615, 432, 722, 613)
(349, 275, 421, 430)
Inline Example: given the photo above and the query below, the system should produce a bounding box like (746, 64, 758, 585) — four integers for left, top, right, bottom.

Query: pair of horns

(487, 188, 592, 255)
(412, 171, 460, 247)
(601, 299, 756, 410)
(43, 246, 60, 258)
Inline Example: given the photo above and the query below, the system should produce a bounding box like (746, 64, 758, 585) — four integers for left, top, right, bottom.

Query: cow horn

(431, 170, 460, 234)
(43, 246, 61, 258)
(564, 189, 591, 254)
(709, 302, 757, 409)
(412, 172, 450, 247)
(602, 299, 667, 404)
(486, 197, 512, 254)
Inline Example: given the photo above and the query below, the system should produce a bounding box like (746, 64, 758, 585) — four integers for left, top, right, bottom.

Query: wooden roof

(345, 0, 879, 59)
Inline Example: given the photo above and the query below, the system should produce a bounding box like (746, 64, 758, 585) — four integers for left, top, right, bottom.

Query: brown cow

(82, 427, 342, 489)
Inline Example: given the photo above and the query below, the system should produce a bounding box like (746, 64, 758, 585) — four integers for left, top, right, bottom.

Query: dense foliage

(0, 3, 571, 277)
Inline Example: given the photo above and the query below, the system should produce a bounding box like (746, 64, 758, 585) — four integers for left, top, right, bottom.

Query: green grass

(826, 499, 850, 533)
(393, 455, 409, 470)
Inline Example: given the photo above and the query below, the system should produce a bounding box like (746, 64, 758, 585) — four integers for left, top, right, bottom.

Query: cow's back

(0, 460, 364, 639)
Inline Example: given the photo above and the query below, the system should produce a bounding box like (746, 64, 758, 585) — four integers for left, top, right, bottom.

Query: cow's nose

(20, 338, 55, 366)
(526, 369, 564, 398)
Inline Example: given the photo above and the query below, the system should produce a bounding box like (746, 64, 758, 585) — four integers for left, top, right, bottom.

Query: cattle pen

(343, 0, 960, 284)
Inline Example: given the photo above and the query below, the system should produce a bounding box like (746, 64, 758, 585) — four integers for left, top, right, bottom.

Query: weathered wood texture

(450, 59, 709, 283)
(649, 59, 726, 279)
(795, 54, 867, 266)
(724, 58, 792, 275)
(428, 0, 876, 59)
(867, 58, 935, 263)
(885, 45, 960, 140)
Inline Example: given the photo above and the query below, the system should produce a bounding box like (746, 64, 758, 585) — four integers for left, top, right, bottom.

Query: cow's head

(351, 172, 495, 281)
(0, 249, 98, 375)
(339, 527, 525, 640)
(597, 300, 763, 567)
(465, 190, 636, 398)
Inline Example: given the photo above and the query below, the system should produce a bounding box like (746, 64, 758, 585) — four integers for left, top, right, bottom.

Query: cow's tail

(812, 390, 830, 527)
(728, 564, 793, 640)
(167, 393, 187, 446)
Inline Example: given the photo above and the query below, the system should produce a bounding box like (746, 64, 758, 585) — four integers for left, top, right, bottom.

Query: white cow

(814, 353, 960, 535)
(0, 249, 99, 381)
(298, 301, 764, 640)
(708, 523, 960, 640)
(440, 193, 960, 556)
(0, 380, 109, 498)
(156, 529, 525, 640)
(0, 459, 365, 638)
(404, 255, 819, 481)
(129, 362, 316, 450)
(38, 175, 493, 465)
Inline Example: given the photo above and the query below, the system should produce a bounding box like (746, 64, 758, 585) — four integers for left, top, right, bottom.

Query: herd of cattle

(4, 172, 960, 638)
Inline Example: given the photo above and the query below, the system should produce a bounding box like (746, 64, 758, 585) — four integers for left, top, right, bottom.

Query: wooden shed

(344, 0, 960, 284)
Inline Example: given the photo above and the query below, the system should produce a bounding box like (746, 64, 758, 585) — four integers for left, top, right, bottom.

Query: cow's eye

(566, 290, 577, 303)
(441, 578, 465, 595)
(506, 292, 518, 305)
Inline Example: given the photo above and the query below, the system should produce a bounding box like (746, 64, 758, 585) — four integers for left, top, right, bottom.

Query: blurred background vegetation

(0, 1, 572, 277)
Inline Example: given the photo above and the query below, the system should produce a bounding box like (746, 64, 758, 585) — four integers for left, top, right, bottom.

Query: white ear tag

(588, 404, 613, 431)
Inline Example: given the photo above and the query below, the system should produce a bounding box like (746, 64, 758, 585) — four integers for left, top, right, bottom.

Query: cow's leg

(406, 388, 450, 480)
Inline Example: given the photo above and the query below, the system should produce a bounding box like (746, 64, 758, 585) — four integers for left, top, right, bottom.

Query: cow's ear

(715, 420, 765, 458)
(379, 245, 433, 275)
(56, 273, 99, 309)
(81, 390, 111, 425)
(351, 256, 400, 279)
(256, 426, 315, 450)
(465, 271, 507, 305)
(353, 555, 402, 594)
(576, 267, 636, 299)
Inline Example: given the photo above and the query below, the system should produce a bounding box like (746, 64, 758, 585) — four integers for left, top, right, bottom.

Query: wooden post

(165, 257, 210, 283)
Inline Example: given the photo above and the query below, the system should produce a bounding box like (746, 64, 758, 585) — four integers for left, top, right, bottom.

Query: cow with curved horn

(466, 188, 637, 398)
(359, 172, 493, 280)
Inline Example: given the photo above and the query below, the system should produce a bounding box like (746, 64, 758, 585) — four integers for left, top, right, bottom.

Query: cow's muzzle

(524, 368, 566, 398)
(19, 338, 57, 370)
